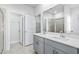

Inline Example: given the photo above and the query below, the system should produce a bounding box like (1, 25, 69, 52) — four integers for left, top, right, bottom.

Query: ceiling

(25, 4, 39, 8)
(45, 4, 64, 15)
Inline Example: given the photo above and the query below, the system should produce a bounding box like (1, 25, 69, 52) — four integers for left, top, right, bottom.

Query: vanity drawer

(34, 35, 44, 42)
(45, 39, 77, 54)
(33, 35, 45, 54)
(33, 35, 39, 40)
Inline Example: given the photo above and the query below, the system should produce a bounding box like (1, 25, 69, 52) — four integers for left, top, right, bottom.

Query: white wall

(0, 4, 35, 51)
(64, 4, 79, 33)
(0, 4, 35, 16)
(70, 6, 79, 33)
(64, 5, 71, 33)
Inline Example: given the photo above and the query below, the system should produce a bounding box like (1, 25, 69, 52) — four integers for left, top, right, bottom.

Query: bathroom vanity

(33, 33, 79, 54)
(33, 4, 79, 54)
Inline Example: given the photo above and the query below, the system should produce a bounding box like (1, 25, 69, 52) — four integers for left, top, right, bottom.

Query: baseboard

(11, 41, 19, 44)
(24, 43, 33, 47)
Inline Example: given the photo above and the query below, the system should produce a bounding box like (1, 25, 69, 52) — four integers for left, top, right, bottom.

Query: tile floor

(3, 43, 35, 54)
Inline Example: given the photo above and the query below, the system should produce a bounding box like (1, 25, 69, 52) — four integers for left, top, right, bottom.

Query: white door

(10, 22, 20, 44)
(0, 9, 4, 53)
(24, 15, 36, 45)
(10, 13, 22, 44)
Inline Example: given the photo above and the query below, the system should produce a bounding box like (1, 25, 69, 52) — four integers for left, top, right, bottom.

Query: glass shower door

(0, 8, 4, 54)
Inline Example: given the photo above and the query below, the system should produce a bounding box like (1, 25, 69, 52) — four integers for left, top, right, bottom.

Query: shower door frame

(0, 7, 5, 54)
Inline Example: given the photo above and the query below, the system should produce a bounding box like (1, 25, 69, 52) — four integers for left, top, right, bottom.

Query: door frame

(9, 12, 24, 45)
(23, 15, 36, 46)
(0, 7, 6, 53)
(0, 7, 25, 51)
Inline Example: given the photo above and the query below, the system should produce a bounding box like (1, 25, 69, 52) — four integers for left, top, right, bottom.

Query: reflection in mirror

(43, 4, 64, 33)
(48, 19, 55, 32)
(36, 15, 41, 33)
(56, 18, 64, 33)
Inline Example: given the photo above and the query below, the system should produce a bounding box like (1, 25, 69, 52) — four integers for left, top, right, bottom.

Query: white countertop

(34, 33, 79, 49)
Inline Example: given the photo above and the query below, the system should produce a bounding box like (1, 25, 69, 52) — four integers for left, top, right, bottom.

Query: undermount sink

(44, 34, 60, 37)
(42, 33, 69, 41)
(48, 35, 69, 41)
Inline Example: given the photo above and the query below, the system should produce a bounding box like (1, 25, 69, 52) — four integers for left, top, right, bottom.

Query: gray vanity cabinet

(45, 43, 53, 54)
(33, 35, 45, 54)
(45, 44, 65, 54)
(53, 48, 65, 54)
(45, 39, 78, 54)
(33, 35, 39, 53)
(33, 35, 79, 54)
(45, 39, 65, 54)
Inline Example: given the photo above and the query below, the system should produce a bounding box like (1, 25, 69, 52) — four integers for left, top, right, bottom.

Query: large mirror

(43, 4, 64, 33)
(43, 4, 79, 34)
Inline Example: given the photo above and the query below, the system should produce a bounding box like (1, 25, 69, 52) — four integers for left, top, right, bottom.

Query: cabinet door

(33, 36, 44, 54)
(45, 43, 65, 54)
(33, 36, 39, 53)
(45, 39, 77, 54)
(38, 39, 44, 54)
(53, 48, 65, 54)
(45, 44, 53, 54)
